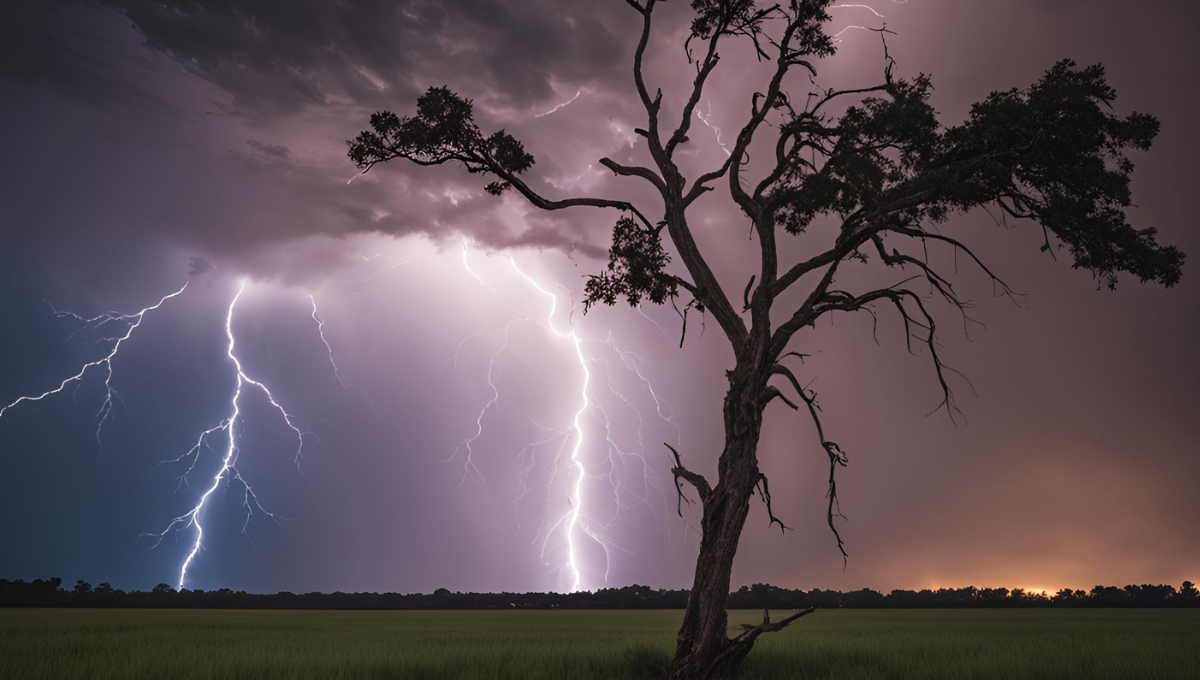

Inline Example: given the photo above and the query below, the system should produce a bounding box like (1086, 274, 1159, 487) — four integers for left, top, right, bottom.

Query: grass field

(1, 608, 1197, 680)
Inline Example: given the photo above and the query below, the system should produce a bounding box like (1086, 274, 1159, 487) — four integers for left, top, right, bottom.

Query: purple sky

(0, 0, 1196, 594)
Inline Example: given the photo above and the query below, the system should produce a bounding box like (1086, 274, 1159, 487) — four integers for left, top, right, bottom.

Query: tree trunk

(667, 366, 767, 680)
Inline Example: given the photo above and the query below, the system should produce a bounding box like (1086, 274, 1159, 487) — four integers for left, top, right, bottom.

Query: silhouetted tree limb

(667, 443, 712, 517)
(814, 285, 965, 423)
(755, 473, 789, 533)
(704, 607, 817, 679)
(619, 2, 752, 347)
(598, 158, 668, 195)
(347, 89, 655, 230)
(768, 361, 849, 561)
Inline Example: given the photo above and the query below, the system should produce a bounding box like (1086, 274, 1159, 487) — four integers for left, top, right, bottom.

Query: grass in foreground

(1, 608, 1197, 680)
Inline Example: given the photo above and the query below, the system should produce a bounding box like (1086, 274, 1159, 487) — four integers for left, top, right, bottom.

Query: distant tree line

(2, 578, 1197, 610)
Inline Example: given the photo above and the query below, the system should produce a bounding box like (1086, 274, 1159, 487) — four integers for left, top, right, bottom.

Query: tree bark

(667, 362, 768, 680)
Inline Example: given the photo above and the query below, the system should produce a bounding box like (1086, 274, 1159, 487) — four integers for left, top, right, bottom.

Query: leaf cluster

(769, 60, 1181, 288)
(773, 74, 939, 234)
(934, 61, 1181, 288)
(347, 86, 534, 196)
(584, 216, 678, 309)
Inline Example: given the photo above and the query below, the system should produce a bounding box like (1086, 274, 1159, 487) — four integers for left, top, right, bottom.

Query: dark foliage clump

(585, 217, 678, 310)
(347, 87, 533, 196)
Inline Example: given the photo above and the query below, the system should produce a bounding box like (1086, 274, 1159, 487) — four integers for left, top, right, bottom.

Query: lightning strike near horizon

(449, 242, 678, 592)
(0, 277, 349, 588)
(508, 255, 593, 592)
(0, 284, 189, 448)
(148, 281, 318, 590)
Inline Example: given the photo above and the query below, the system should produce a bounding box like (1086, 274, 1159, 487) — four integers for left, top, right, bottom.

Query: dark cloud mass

(0, 0, 1197, 594)
(187, 256, 215, 276)
(0, 0, 649, 274)
(109, 0, 627, 114)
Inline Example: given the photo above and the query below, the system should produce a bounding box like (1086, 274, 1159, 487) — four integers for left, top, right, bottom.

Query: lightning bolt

(461, 238, 486, 285)
(601, 332, 681, 442)
(0, 284, 189, 450)
(828, 1, 906, 41)
(830, 4, 886, 19)
(451, 242, 678, 592)
(310, 295, 351, 391)
(447, 320, 516, 485)
(508, 255, 593, 592)
(147, 280, 316, 590)
(14, 275, 347, 590)
(695, 101, 732, 157)
(636, 305, 674, 341)
(5, 242, 678, 592)
(533, 89, 583, 118)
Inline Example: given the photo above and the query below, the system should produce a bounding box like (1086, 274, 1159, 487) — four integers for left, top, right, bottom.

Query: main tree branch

(499, 171, 656, 231)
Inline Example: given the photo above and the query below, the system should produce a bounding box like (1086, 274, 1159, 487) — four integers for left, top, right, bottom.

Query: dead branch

(702, 607, 817, 680)
(666, 442, 711, 517)
(814, 286, 966, 425)
(891, 226, 1025, 305)
(756, 472, 789, 533)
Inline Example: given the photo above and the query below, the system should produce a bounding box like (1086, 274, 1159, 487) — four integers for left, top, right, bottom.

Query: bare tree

(348, 1, 1183, 677)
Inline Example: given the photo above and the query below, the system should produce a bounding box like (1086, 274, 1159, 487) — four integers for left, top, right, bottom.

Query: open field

(2, 608, 1197, 680)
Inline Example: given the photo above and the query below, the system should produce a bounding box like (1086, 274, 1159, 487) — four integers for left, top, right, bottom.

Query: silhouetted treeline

(1, 578, 1196, 609)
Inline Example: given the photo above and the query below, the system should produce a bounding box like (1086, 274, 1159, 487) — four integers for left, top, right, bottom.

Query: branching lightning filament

(147, 281, 317, 590)
(451, 243, 678, 592)
(0, 284, 189, 449)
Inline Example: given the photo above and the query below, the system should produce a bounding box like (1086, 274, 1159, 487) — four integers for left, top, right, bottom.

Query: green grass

(1, 608, 1197, 680)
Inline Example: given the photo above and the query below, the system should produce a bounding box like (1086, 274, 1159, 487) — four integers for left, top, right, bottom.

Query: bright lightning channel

(695, 100, 732, 157)
(830, 4, 886, 19)
(149, 281, 314, 590)
(828, 1, 904, 41)
(507, 256, 592, 592)
(6, 275, 347, 589)
(452, 242, 680, 592)
(533, 89, 583, 118)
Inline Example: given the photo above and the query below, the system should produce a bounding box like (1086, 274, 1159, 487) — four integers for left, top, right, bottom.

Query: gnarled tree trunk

(667, 362, 769, 680)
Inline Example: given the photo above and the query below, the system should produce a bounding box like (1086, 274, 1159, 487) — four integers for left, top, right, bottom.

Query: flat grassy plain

(1, 608, 1197, 680)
